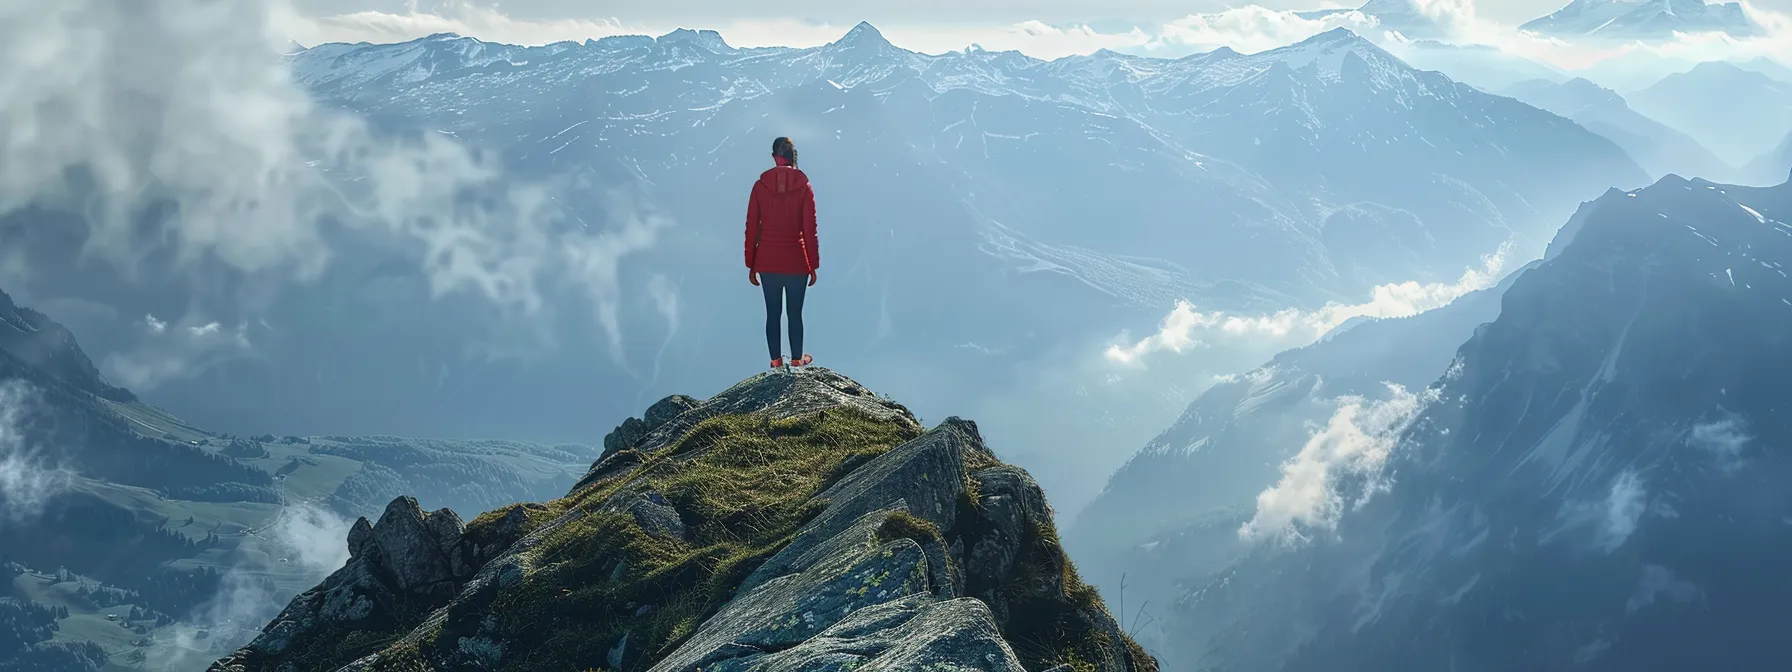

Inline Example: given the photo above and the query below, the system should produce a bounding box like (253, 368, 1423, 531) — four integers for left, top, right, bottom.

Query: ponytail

(772, 136, 798, 168)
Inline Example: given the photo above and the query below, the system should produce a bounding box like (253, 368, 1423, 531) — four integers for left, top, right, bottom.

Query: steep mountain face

(0, 290, 134, 404)
(1521, 0, 1761, 40)
(1067, 260, 1534, 648)
(1170, 173, 1792, 670)
(210, 369, 1156, 672)
(1628, 61, 1792, 166)
(0, 288, 598, 669)
(5, 25, 1648, 474)
(1500, 77, 1732, 180)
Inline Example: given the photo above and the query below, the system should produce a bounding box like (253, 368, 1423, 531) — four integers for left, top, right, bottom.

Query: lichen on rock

(210, 368, 1156, 672)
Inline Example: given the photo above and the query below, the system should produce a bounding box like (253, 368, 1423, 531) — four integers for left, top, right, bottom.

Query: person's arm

(745, 182, 761, 270)
(802, 182, 819, 271)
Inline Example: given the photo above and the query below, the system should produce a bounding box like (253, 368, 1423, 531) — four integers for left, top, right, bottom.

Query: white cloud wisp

(145, 502, 352, 668)
(1239, 383, 1433, 544)
(0, 380, 72, 521)
(1108, 244, 1511, 366)
(0, 0, 672, 367)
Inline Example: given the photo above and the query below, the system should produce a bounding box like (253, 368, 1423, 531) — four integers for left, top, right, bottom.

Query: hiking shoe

(769, 357, 786, 370)
(791, 354, 813, 368)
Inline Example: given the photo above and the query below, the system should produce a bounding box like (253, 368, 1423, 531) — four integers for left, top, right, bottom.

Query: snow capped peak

(656, 27, 732, 52)
(817, 20, 911, 85)
(1521, 0, 1760, 40)
(835, 21, 894, 50)
(1255, 28, 1401, 76)
(1303, 27, 1372, 46)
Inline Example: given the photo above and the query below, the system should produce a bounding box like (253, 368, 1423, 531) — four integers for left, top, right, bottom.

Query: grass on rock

(479, 407, 921, 671)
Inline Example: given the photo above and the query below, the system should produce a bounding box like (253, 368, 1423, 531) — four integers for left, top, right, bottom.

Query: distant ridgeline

(0, 288, 599, 670)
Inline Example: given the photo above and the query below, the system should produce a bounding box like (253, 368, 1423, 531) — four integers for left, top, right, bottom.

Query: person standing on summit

(745, 137, 820, 370)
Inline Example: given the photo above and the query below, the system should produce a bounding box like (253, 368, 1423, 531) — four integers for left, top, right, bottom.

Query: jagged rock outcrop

(211, 368, 1155, 672)
(601, 394, 700, 458)
(212, 498, 472, 672)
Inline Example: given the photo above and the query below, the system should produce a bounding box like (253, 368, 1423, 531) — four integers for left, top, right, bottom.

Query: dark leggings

(761, 273, 807, 360)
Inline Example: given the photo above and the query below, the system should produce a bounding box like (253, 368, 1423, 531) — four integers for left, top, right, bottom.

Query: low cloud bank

(0, 381, 71, 521)
(145, 502, 352, 668)
(1107, 244, 1510, 367)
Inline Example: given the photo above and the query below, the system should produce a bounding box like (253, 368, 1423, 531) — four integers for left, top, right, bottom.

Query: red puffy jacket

(744, 162, 819, 275)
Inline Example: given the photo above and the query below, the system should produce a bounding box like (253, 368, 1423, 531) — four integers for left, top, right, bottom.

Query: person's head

(772, 136, 798, 168)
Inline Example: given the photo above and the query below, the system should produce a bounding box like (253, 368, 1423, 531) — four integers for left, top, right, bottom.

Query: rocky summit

(209, 368, 1155, 672)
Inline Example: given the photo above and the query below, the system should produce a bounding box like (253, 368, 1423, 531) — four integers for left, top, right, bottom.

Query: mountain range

(1626, 61, 1792, 168)
(1520, 0, 1762, 40)
(1, 23, 1649, 518)
(1500, 77, 1733, 181)
(1086, 167, 1792, 668)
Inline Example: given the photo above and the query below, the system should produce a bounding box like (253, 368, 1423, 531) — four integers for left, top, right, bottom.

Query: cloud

(145, 501, 351, 668)
(1688, 412, 1751, 473)
(1108, 244, 1510, 366)
(1402, 0, 1486, 38)
(100, 313, 257, 391)
(1594, 470, 1647, 552)
(1429, 1, 1792, 76)
(1543, 468, 1654, 552)
(295, 0, 636, 46)
(1239, 382, 1431, 543)
(638, 272, 682, 396)
(0, 0, 671, 367)
(266, 502, 353, 574)
(0, 380, 72, 521)
(1158, 6, 1380, 54)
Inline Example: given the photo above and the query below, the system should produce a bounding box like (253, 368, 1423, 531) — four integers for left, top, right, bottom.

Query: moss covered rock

(211, 368, 1156, 672)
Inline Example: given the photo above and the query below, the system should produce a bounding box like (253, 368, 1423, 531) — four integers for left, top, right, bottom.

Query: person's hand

(749, 270, 760, 286)
(807, 270, 818, 287)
